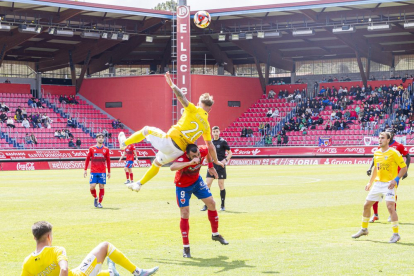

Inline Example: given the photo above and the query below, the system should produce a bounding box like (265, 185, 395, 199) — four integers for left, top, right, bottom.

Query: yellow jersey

(167, 102, 211, 151)
(374, 147, 406, 182)
(21, 246, 67, 276)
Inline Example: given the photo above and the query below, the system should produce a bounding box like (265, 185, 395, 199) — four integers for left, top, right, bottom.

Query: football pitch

(2, 165, 414, 276)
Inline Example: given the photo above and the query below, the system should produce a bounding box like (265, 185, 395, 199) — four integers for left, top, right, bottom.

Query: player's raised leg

(75, 241, 159, 276)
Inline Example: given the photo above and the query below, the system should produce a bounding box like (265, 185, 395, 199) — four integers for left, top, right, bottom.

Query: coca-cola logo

(344, 148, 365, 154)
(316, 148, 337, 153)
(17, 162, 35, 170)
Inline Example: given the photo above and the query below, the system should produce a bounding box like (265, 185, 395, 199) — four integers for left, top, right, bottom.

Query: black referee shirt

(213, 137, 230, 161)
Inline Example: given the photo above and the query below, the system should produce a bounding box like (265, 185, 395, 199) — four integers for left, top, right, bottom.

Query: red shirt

(125, 144, 136, 161)
(174, 146, 209, 187)
(84, 145, 111, 173)
(390, 140, 408, 172)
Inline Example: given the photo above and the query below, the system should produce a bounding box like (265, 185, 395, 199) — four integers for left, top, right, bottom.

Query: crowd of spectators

(112, 119, 124, 129)
(59, 95, 79, 105)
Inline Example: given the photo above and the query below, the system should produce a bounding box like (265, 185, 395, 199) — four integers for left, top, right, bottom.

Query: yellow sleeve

(395, 152, 407, 168)
(184, 102, 197, 113)
(54, 247, 68, 263)
(20, 265, 32, 276)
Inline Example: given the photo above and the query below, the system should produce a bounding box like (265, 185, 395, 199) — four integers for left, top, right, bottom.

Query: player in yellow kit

(352, 132, 407, 243)
(21, 221, 158, 276)
(118, 72, 223, 192)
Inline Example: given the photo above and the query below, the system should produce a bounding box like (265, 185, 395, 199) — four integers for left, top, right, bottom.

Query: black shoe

(94, 198, 98, 208)
(212, 234, 229, 245)
(183, 247, 191, 258)
(200, 205, 207, 211)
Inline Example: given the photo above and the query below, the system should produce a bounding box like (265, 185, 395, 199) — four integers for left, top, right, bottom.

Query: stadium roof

(0, 0, 413, 76)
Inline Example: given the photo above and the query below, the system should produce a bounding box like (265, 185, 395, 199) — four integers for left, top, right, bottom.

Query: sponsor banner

(319, 137, 332, 147)
(1, 160, 152, 171)
(0, 149, 156, 160)
(228, 157, 375, 166)
(364, 136, 379, 146)
(176, 4, 191, 119)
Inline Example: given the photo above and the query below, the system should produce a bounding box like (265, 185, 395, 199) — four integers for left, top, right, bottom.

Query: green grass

(1, 165, 414, 275)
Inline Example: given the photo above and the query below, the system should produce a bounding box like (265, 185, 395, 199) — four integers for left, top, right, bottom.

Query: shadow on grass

(98, 207, 121, 210)
(363, 240, 414, 246)
(262, 271, 280, 274)
(222, 211, 247, 214)
(146, 255, 255, 273)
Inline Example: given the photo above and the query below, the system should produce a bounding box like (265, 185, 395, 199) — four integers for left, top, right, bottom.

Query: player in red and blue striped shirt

(84, 133, 111, 208)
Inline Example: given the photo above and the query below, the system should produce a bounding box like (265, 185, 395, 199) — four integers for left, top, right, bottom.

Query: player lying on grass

(118, 71, 223, 193)
(366, 128, 410, 223)
(352, 132, 407, 243)
(21, 221, 158, 276)
(170, 144, 229, 258)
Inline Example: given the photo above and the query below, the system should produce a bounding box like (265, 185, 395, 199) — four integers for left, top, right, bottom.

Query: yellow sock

(392, 221, 399, 234)
(125, 129, 146, 145)
(107, 243, 137, 273)
(139, 163, 160, 185)
(362, 217, 369, 229)
(97, 271, 110, 276)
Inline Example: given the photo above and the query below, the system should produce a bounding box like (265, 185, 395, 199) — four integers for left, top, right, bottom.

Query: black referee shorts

(206, 164, 227, 180)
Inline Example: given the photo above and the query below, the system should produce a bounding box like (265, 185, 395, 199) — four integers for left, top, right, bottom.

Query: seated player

(170, 144, 229, 258)
(118, 72, 223, 193)
(119, 144, 138, 184)
(21, 221, 158, 276)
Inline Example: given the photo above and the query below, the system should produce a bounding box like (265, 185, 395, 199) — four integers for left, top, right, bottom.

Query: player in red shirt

(119, 144, 138, 184)
(367, 129, 410, 222)
(84, 133, 111, 208)
(170, 144, 229, 258)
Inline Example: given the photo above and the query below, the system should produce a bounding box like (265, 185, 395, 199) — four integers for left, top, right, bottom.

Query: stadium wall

(79, 75, 263, 131)
(0, 83, 30, 94)
(42, 85, 76, 96)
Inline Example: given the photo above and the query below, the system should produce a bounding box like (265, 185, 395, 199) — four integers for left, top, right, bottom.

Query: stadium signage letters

(176, 5, 191, 118)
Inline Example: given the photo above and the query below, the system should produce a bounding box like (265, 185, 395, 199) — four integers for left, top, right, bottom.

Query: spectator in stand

(264, 134, 273, 146)
(241, 127, 247, 137)
(336, 110, 342, 120)
(117, 119, 124, 129)
(16, 106, 22, 116)
(36, 99, 44, 109)
(6, 117, 15, 128)
(319, 86, 326, 96)
(369, 75, 376, 81)
(21, 108, 27, 119)
(265, 122, 271, 134)
(325, 120, 332, 131)
(4, 78, 11, 83)
(266, 108, 273, 118)
(258, 122, 265, 136)
(54, 130, 61, 139)
(30, 133, 38, 145)
(22, 118, 30, 129)
(271, 108, 279, 118)
(59, 95, 65, 103)
(14, 111, 22, 123)
(76, 138, 82, 149)
(68, 139, 76, 148)
(276, 133, 282, 146)
(283, 134, 289, 145)
(330, 110, 336, 120)
(27, 98, 36, 108)
(66, 129, 74, 139)
(112, 119, 119, 129)
(67, 117, 76, 128)
(246, 127, 253, 138)
(1, 102, 9, 112)
(268, 89, 276, 99)
(25, 133, 33, 145)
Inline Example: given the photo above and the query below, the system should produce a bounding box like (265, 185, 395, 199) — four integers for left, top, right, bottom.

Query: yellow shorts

(69, 254, 102, 276)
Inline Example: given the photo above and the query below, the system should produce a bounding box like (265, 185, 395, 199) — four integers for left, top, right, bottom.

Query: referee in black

(201, 126, 232, 211)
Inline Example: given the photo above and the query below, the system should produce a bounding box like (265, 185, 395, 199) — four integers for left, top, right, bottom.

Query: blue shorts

(176, 176, 212, 207)
(90, 173, 106, 184)
(125, 161, 134, 168)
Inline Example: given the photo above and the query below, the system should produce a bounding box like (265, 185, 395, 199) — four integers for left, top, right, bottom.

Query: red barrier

(0, 159, 152, 171)
(0, 149, 156, 160)
(266, 84, 308, 96)
(42, 85, 76, 96)
(0, 83, 30, 94)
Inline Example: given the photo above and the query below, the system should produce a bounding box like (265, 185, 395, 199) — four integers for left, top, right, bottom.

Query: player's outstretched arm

(119, 151, 125, 162)
(206, 153, 219, 179)
(170, 158, 199, 171)
(206, 140, 224, 168)
(58, 260, 69, 276)
(403, 153, 410, 180)
(164, 72, 189, 107)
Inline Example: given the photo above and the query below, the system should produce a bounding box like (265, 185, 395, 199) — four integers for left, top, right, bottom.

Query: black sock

(220, 189, 226, 207)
